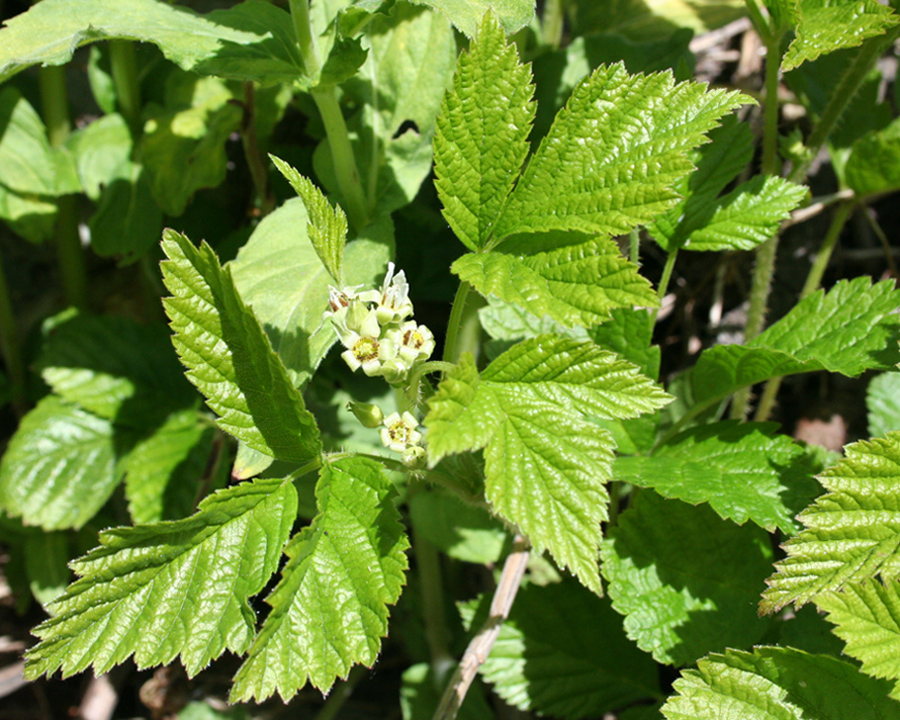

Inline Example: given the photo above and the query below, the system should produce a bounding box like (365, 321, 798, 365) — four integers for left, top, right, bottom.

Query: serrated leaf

(0, 0, 304, 85)
(817, 580, 900, 699)
(433, 10, 535, 251)
(782, 1, 899, 72)
(270, 156, 346, 284)
(662, 646, 900, 720)
(590, 307, 659, 380)
(426, 335, 671, 593)
(24, 476, 297, 679)
(452, 233, 659, 328)
(845, 116, 900, 198)
(0, 396, 125, 530)
(160, 229, 321, 464)
(408, 0, 534, 37)
(761, 432, 900, 614)
(493, 64, 750, 240)
(868, 372, 900, 438)
(684, 278, 900, 414)
(460, 580, 661, 717)
(230, 457, 409, 701)
(229, 198, 392, 388)
(601, 492, 772, 667)
(616, 421, 817, 532)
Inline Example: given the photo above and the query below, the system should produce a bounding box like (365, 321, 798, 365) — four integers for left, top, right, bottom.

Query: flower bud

(347, 401, 385, 429)
(402, 445, 427, 469)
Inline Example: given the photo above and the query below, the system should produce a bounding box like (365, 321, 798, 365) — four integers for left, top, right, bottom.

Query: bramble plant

(2, 0, 900, 718)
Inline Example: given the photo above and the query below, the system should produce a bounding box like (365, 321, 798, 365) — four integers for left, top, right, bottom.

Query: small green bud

(402, 445, 427, 469)
(348, 401, 384, 428)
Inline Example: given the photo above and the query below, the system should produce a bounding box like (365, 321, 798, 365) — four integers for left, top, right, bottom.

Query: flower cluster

(326, 263, 435, 383)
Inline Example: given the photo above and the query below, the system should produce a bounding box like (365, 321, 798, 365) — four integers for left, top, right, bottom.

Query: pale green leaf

(761, 432, 900, 613)
(160, 229, 321, 464)
(0, 0, 304, 85)
(24, 476, 297, 679)
(0, 396, 125, 530)
(231, 457, 409, 701)
(868, 372, 900, 438)
(764, 0, 801, 31)
(569, 0, 744, 41)
(408, 0, 534, 36)
(493, 65, 750, 240)
(0, 183, 57, 244)
(817, 580, 900, 699)
(426, 336, 671, 593)
(229, 198, 392, 388)
(66, 113, 132, 201)
(433, 10, 535, 251)
(601, 492, 773, 666)
(452, 233, 659, 328)
(615, 421, 817, 532)
(461, 580, 661, 717)
(270, 156, 346, 284)
(782, 1, 899, 72)
(845, 116, 900, 199)
(662, 646, 900, 720)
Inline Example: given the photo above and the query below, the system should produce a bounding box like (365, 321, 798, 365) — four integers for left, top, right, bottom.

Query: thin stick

(432, 536, 530, 720)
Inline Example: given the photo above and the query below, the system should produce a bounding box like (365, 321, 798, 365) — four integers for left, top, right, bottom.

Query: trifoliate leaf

(615, 421, 817, 532)
(683, 278, 900, 415)
(24, 476, 297, 679)
(817, 580, 900, 699)
(460, 580, 661, 717)
(782, 1, 899, 72)
(409, 0, 534, 37)
(761, 432, 900, 614)
(868, 372, 900, 438)
(231, 457, 409, 701)
(433, 10, 534, 251)
(452, 233, 659, 328)
(160, 230, 321, 464)
(426, 336, 671, 593)
(601, 492, 773, 667)
(0, 396, 125, 530)
(270, 156, 346, 284)
(493, 64, 750, 240)
(663, 646, 900, 720)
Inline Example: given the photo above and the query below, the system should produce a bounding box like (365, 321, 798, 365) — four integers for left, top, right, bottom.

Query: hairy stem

(442, 281, 472, 366)
(0, 253, 26, 417)
(542, 0, 566, 49)
(433, 536, 530, 720)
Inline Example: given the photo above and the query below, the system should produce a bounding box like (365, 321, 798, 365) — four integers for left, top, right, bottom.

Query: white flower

(375, 262, 413, 325)
(397, 321, 435, 365)
(332, 303, 380, 348)
(341, 331, 398, 376)
(380, 411, 422, 453)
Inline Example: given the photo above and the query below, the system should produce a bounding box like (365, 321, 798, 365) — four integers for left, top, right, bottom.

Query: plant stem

(542, 0, 565, 49)
(629, 229, 640, 265)
(288, 0, 320, 79)
(241, 83, 275, 216)
(607, 481, 620, 527)
(432, 536, 530, 720)
(109, 40, 141, 135)
(0, 253, 26, 417)
(442, 281, 472, 365)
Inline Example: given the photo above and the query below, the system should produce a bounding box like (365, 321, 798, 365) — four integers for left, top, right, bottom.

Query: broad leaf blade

(160, 230, 321, 463)
(868, 372, 900, 438)
(762, 432, 900, 613)
(231, 457, 409, 701)
(24, 476, 297, 679)
(409, 0, 534, 37)
(433, 10, 534, 251)
(494, 65, 749, 240)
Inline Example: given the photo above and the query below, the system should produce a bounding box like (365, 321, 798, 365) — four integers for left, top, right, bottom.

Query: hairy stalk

(542, 0, 565, 49)
(240, 83, 275, 216)
(0, 253, 26, 417)
(433, 536, 530, 720)
(109, 40, 141, 134)
(652, 248, 678, 325)
(442, 281, 472, 365)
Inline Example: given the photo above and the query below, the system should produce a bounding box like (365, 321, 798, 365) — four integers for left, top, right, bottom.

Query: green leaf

(0, 183, 57, 244)
(460, 579, 661, 716)
(683, 278, 900, 414)
(408, 0, 534, 36)
(761, 432, 900, 614)
(868, 372, 900, 438)
(24, 476, 297, 679)
(601, 492, 773, 667)
(662, 646, 900, 720)
(782, 1, 899, 72)
(229, 198, 392, 388)
(270, 156, 346, 284)
(817, 580, 900, 699)
(590, 307, 659, 380)
(121, 408, 216, 524)
(569, 0, 744, 41)
(231, 457, 409, 701)
(426, 336, 671, 593)
(452, 233, 659, 328)
(160, 229, 321, 464)
(493, 64, 749, 240)
(401, 662, 495, 720)
(845, 116, 900, 199)
(25, 532, 71, 607)
(66, 113, 132, 201)
(615, 421, 817, 532)
(0, 396, 125, 530)
(433, 10, 535, 252)
(0, 0, 304, 85)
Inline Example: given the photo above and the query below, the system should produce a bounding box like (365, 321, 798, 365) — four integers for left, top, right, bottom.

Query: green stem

(542, 0, 565, 49)
(442, 281, 472, 365)
(760, 33, 784, 177)
(655, 248, 678, 305)
(0, 253, 26, 417)
(109, 40, 141, 135)
(629, 229, 640, 265)
(38, 64, 70, 147)
(288, 0, 321, 79)
(743, 0, 773, 40)
(241, 83, 275, 216)
(607, 481, 620, 527)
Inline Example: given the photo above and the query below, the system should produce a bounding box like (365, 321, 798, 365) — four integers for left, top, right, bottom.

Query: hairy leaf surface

(231, 457, 408, 701)
(25, 477, 297, 679)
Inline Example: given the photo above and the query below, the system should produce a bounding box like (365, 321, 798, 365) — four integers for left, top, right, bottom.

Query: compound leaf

(433, 10, 534, 251)
(426, 336, 670, 593)
(24, 476, 297, 679)
(762, 432, 900, 613)
(160, 230, 321, 464)
(231, 457, 409, 701)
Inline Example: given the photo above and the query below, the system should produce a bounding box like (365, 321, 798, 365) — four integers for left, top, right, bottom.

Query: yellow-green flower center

(353, 337, 379, 362)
